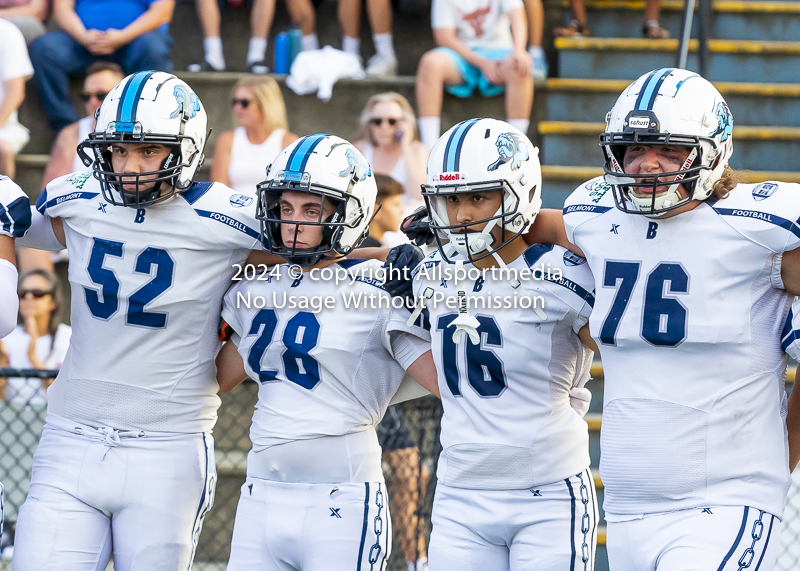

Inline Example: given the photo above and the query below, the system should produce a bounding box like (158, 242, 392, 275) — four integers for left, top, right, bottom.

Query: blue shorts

(436, 46, 512, 98)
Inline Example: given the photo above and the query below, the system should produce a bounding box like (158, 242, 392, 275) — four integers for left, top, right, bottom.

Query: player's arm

(0, 235, 19, 337)
(578, 323, 599, 353)
(788, 363, 800, 472)
(781, 246, 800, 296)
(524, 208, 584, 256)
(405, 350, 440, 398)
(215, 340, 249, 393)
(16, 209, 66, 251)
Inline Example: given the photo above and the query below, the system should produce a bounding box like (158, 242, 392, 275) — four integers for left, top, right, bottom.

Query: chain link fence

(0, 371, 443, 570)
(2, 369, 800, 570)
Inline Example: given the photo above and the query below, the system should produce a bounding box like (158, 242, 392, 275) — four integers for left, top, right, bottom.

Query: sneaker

(416, 557, 429, 571)
(248, 60, 270, 74)
(366, 53, 397, 77)
(530, 48, 548, 81)
(187, 60, 224, 72)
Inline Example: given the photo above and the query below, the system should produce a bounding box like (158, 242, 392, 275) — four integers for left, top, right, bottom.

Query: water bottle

(288, 28, 302, 68)
(274, 32, 290, 74)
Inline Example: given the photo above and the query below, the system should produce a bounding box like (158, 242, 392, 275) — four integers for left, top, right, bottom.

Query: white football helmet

(601, 67, 733, 216)
(77, 71, 208, 208)
(256, 134, 377, 267)
(423, 118, 542, 263)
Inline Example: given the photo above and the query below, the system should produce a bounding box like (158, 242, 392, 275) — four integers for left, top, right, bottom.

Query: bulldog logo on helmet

(170, 85, 200, 120)
(709, 101, 733, 142)
(487, 132, 530, 171)
(338, 148, 372, 181)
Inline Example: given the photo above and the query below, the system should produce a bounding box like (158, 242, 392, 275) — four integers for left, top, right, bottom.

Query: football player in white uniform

(11, 71, 265, 571)
(0, 174, 31, 544)
(554, 68, 800, 570)
(215, 134, 436, 571)
(398, 119, 598, 570)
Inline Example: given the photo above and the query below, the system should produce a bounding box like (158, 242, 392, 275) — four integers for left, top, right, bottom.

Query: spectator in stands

(41, 61, 125, 186)
(0, 0, 47, 44)
(210, 76, 298, 195)
(523, 0, 547, 79)
(360, 173, 406, 247)
(0, 17, 34, 179)
(353, 92, 427, 212)
(0, 269, 70, 405)
(554, 0, 668, 38)
(286, 0, 398, 75)
(415, 0, 533, 150)
(188, 0, 275, 73)
(29, 0, 175, 132)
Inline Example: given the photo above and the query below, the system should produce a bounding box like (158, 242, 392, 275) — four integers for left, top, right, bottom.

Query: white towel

(285, 46, 366, 101)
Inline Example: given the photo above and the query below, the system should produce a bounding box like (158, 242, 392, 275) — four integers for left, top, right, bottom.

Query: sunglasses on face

(370, 117, 400, 127)
(232, 98, 253, 109)
(18, 289, 52, 299)
(81, 91, 108, 103)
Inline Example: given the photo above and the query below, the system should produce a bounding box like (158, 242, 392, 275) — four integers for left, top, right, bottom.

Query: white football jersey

(412, 244, 595, 490)
(36, 173, 264, 433)
(564, 177, 798, 519)
(221, 259, 428, 451)
(0, 175, 31, 238)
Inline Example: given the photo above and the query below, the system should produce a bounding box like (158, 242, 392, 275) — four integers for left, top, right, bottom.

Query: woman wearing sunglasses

(211, 76, 298, 195)
(0, 269, 70, 404)
(354, 93, 428, 217)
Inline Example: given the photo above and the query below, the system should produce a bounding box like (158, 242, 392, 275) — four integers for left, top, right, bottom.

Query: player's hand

(383, 244, 424, 302)
(508, 49, 532, 77)
(401, 206, 435, 247)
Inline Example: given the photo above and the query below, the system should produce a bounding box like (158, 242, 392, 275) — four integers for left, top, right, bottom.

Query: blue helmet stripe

(286, 133, 327, 174)
(117, 71, 154, 124)
(443, 119, 480, 173)
(636, 68, 674, 111)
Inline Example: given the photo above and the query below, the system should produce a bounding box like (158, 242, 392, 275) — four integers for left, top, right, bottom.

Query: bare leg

(415, 50, 463, 119)
(501, 57, 534, 120)
(339, 0, 361, 39)
(286, 0, 316, 35)
(250, 0, 276, 40)
(0, 141, 15, 179)
(196, 0, 221, 39)
(365, 0, 391, 35)
(523, 0, 543, 47)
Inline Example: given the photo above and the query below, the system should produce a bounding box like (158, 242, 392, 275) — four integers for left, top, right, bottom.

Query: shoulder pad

(184, 182, 262, 248)
(523, 243, 595, 310)
(562, 177, 616, 243)
(36, 171, 100, 217)
(0, 176, 31, 238)
(708, 181, 800, 253)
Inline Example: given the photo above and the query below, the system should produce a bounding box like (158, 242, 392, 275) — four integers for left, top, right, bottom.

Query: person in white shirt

(0, 17, 33, 179)
(211, 76, 298, 196)
(415, 0, 532, 149)
(354, 92, 428, 213)
(0, 269, 70, 405)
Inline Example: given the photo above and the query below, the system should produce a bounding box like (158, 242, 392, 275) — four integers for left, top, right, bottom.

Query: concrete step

(551, 0, 800, 41)
(545, 78, 800, 126)
(555, 37, 800, 82)
(538, 120, 800, 170)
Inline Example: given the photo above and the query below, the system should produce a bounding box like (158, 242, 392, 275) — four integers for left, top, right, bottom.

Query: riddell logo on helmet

(439, 173, 465, 182)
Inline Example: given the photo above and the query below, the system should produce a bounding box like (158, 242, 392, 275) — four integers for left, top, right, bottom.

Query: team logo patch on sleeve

(66, 171, 92, 190)
(230, 194, 254, 208)
(488, 133, 530, 171)
(752, 183, 778, 201)
(585, 180, 611, 203)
